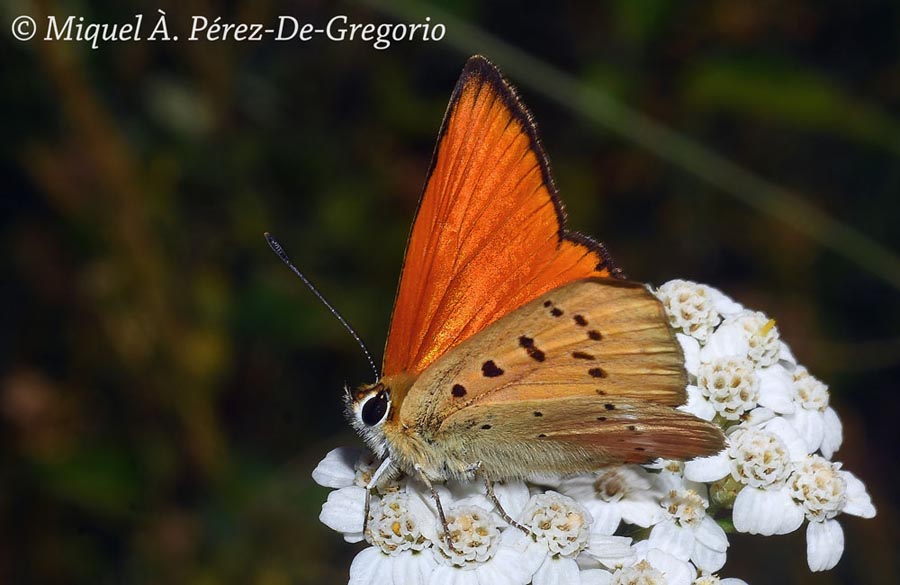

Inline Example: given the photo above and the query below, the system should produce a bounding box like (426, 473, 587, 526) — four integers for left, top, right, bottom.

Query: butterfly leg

(483, 478, 532, 536)
(414, 466, 461, 555)
(362, 487, 372, 540)
(361, 456, 397, 541)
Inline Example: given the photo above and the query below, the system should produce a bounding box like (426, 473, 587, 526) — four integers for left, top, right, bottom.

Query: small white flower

(432, 517, 542, 585)
(789, 456, 847, 523)
(347, 492, 439, 585)
(729, 422, 808, 536)
(558, 466, 663, 534)
(788, 455, 876, 571)
(782, 367, 843, 457)
(520, 491, 634, 585)
(367, 491, 436, 553)
(434, 504, 502, 565)
(648, 488, 729, 572)
(729, 425, 794, 489)
(684, 422, 807, 536)
(523, 492, 592, 558)
(656, 280, 725, 342)
(701, 311, 781, 367)
(313, 449, 401, 543)
(694, 357, 759, 421)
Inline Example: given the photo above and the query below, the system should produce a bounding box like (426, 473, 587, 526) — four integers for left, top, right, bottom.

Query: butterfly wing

(438, 397, 724, 478)
(383, 56, 619, 380)
(393, 279, 724, 479)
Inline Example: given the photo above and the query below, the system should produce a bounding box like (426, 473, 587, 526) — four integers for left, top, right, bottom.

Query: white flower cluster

(313, 279, 875, 584)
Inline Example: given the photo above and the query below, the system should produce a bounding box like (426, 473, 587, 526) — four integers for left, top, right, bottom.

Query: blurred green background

(2, 1, 898, 583)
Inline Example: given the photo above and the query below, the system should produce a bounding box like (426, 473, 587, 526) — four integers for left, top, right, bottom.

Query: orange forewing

(383, 56, 618, 378)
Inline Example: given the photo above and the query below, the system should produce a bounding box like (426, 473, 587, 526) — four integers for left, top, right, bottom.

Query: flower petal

(617, 499, 664, 528)
(580, 568, 613, 585)
(762, 417, 808, 461)
(648, 520, 693, 561)
(733, 486, 803, 536)
(501, 528, 547, 576)
(391, 550, 436, 585)
(784, 409, 823, 454)
(708, 288, 744, 316)
(778, 341, 797, 366)
(681, 385, 717, 421)
(756, 364, 795, 414)
(583, 501, 622, 535)
(312, 447, 361, 488)
(691, 539, 727, 573)
(433, 565, 478, 585)
(694, 516, 728, 552)
(492, 480, 532, 522)
(840, 471, 876, 518)
(820, 407, 843, 459)
(404, 490, 440, 542)
(684, 451, 730, 483)
(700, 321, 750, 363)
(349, 547, 391, 585)
(743, 407, 776, 427)
(586, 534, 635, 568)
(678, 334, 701, 376)
(320, 485, 366, 537)
(533, 556, 580, 585)
(806, 519, 844, 571)
(645, 548, 693, 585)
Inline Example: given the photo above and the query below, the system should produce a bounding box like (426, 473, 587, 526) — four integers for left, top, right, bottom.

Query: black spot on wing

(482, 360, 504, 377)
(518, 335, 546, 362)
(481, 424, 492, 430)
(550, 307, 563, 317)
(573, 314, 588, 326)
(588, 367, 608, 378)
(572, 351, 595, 360)
(533, 411, 543, 417)
(588, 330, 603, 341)
(543, 300, 553, 308)
(451, 384, 467, 397)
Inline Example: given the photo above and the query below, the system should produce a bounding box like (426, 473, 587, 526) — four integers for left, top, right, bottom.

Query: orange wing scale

(383, 57, 618, 377)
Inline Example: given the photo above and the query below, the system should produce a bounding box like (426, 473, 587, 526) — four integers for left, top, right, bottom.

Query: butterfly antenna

(264, 232, 380, 382)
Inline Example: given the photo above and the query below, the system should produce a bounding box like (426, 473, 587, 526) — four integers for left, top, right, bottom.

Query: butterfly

(343, 55, 724, 518)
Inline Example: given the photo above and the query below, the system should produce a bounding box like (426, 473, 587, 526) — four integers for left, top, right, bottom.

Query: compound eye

(360, 390, 389, 426)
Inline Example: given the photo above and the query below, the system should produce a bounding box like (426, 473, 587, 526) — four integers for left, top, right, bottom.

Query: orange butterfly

(341, 56, 723, 518)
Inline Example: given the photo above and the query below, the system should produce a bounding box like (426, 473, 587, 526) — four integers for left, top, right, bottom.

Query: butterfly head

(345, 382, 392, 457)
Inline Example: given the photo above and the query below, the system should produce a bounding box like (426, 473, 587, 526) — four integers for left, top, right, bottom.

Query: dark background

(2, 1, 898, 583)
